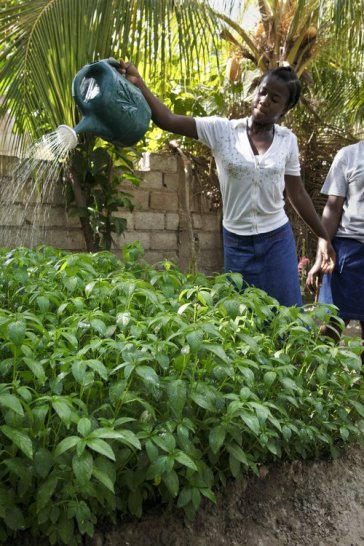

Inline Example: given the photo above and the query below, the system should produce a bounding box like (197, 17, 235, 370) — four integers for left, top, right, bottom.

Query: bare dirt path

(94, 447, 364, 546)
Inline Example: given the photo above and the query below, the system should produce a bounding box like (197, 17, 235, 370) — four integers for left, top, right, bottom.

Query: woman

(119, 60, 335, 306)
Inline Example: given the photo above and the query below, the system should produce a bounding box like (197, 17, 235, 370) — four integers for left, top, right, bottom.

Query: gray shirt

(321, 141, 364, 243)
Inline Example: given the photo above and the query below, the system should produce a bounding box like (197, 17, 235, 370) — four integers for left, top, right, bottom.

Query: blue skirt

(223, 222, 302, 307)
(319, 237, 364, 321)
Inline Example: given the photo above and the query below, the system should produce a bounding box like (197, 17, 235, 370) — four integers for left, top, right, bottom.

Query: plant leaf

(0, 393, 24, 416)
(167, 379, 187, 418)
(72, 452, 93, 485)
(0, 425, 33, 459)
(92, 466, 115, 493)
(209, 425, 226, 454)
(86, 438, 115, 461)
(174, 450, 198, 471)
(163, 470, 179, 497)
(135, 365, 160, 387)
(54, 436, 80, 458)
(7, 321, 26, 346)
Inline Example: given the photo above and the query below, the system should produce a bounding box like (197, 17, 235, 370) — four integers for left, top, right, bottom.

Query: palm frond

(0, 0, 222, 154)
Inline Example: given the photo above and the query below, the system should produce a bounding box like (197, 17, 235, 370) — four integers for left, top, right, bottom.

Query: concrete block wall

(0, 155, 85, 251)
(0, 150, 223, 275)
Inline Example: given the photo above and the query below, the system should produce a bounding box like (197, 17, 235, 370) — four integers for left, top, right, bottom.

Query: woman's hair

(260, 65, 301, 110)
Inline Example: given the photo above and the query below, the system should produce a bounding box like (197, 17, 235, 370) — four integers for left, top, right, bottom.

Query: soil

(89, 447, 364, 546)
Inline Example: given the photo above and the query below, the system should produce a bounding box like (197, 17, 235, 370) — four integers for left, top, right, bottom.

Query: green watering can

(64, 57, 151, 148)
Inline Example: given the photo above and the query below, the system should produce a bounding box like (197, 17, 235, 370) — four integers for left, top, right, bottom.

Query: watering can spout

(56, 124, 78, 150)
(74, 117, 94, 136)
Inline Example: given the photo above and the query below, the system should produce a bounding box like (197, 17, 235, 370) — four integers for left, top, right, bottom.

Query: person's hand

(306, 258, 322, 294)
(317, 238, 335, 274)
(118, 59, 143, 87)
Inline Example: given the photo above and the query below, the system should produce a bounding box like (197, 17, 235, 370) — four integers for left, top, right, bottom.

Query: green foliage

(66, 140, 141, 251)
(0, 0, 222, 141)
(0, 0, 222, 252)
(0, 244, 362, 544)
(146, 71, 226, 152)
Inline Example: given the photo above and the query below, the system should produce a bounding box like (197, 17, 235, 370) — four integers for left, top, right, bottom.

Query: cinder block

(150, 231, 177, 250)
(46, 182, 66, 206)
(189, 191, 202, 212)
(140, 170, 163, 189)
(148, 153, 178, 173)
(2, 177, 35, 204)
(0, 175, 12, 190)
(198, 248, 224, 275)
(134, 212, 165, 230)
(192, 213, 202, 229)
(193, 213, 221, 231)
(44, 228, 86, 250)
(129, 189, 150, 210)
(0, 204, 25, 226)
(113, 210, 134, 230)
(0, 203, 76, 229)
(150, 191, 178, 211)
(0, 226, 22, 248)
(116, 178, 140, 190)
(197, 231, 222, 250)
(165, 213, 179, 230)
(63, 213, 81, 228)
(137, 152, 178, 173)
(0, 156, 20, 175)
(163, 173, 180, 190)
(25, 206, 64, 227)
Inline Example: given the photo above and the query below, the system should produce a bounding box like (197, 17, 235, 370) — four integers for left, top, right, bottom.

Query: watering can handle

(107, 57, 121, 69)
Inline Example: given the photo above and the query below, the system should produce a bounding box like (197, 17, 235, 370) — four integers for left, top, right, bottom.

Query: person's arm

(284, 174, 336, 273)
(119, 60, 198, 139)
(306, 195, 344, 291)
(320, 194, 345, 239)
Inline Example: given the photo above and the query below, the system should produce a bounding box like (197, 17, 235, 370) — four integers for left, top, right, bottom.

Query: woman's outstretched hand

(118, 59, 143, 87)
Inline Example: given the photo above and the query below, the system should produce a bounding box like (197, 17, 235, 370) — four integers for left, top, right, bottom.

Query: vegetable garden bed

(0, 244, 362, 545)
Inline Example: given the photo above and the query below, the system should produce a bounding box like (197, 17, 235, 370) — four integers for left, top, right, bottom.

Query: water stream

(0, 125, 78, 248)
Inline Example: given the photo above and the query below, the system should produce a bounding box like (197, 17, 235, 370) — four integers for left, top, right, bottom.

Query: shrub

(0, 244, 362, 545)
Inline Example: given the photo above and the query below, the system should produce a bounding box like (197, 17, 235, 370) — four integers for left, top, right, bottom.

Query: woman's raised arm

(119, 60, 198, 139)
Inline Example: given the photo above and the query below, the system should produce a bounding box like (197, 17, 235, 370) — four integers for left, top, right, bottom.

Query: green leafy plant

(66, 140, 141, 252)
(0, 244, 362, 545)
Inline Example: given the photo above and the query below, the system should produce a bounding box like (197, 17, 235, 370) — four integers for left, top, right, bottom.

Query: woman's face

(251, 75, 290, 125)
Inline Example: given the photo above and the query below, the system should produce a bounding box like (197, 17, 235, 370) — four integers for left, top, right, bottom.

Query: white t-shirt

(195, 115, 301, 235)
(321, 141, 364, 244)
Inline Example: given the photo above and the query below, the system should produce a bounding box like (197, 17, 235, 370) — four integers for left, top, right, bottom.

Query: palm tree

(214, 0, 364, 265)
(1, 0, 362, 152)
(2, 0, 363, 145)
(219, 0, 363, 121)
(0, 0, 362, 254)
(0, 0, 223, 250)
(0, 0, 222, 146)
